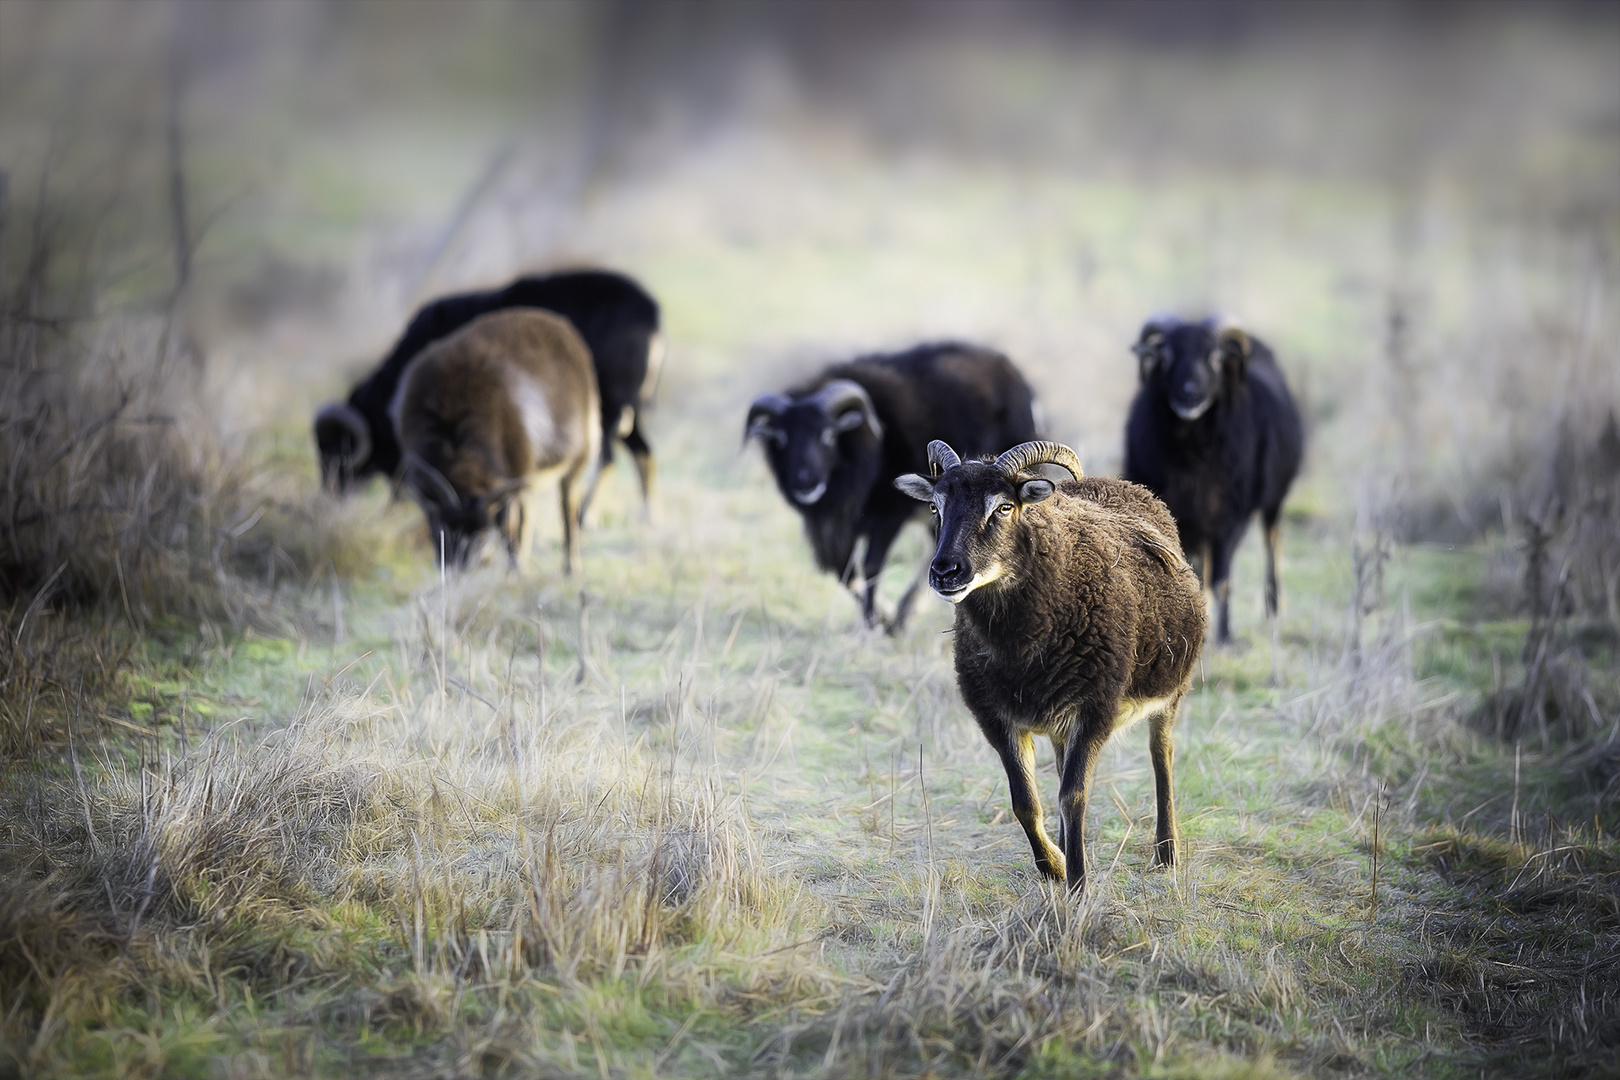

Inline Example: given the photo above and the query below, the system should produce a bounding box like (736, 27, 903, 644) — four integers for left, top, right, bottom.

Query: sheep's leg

(891, 557, 928, 633)
(990, 728, 1065, 882)
(1057, 726, 1108, 892)
(1262, 510, 1282, 618)
(573, 431, 613, 528)
(1048, 732, 1069, 847)
(498, 497, 531, 572)
(623, 421, 656, 513)
(559, 463, 586, 575)
(860, 514, 909, 633)
(1148, 702, 1180, 867)
(1210, 538, 1236, 645)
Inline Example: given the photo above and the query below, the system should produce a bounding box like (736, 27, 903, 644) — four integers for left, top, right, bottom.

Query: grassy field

(2, 3, 1618, 1078)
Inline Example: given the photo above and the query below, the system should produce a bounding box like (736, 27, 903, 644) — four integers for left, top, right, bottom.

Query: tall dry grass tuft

(0, 180, 408, 760)
(1472, 405, 1620, 809)
(0, 594, 825, 1076)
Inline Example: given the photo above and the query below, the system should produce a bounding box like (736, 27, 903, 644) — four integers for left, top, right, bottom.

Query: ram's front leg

(987, 727, 1065, 882)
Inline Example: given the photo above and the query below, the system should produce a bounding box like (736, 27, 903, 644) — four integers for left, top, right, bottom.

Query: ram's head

(1132, 316, 1251, 422)
(745, 379, 883, 506)
(894, 440, 1083, 602)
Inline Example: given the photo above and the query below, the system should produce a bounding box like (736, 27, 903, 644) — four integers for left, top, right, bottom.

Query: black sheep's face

(313, 403, 371, 495)
(757, 403, 866, 507)
(894, 461, 1057, 603)
(1137, 323, 1225, 422)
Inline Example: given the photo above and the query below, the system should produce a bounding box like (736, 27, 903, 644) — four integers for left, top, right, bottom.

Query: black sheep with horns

(746, 342, 1037, 633)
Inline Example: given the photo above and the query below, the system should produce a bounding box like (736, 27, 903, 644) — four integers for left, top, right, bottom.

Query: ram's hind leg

(624, 420, 656, 513)
(990, 728, 1065, 882)
(573, 429, 613, 528)
(1148, 700, 1182, 867)
(890, 554, 929, 635)
(1262, 511, 1282, 618)
(860, 514, 909, 633)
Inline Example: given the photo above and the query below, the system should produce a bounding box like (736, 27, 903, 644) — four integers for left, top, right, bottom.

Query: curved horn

(1212, 314, 1251, 357)
(994, 440, 1085, 481)
(744, 392, 793, 443)
(402, 452, 460, 509)
(808, 379, 883, 441)
(926, 440, 962, 477)
(1132, 314, 1179, 381)
(314, 403, 371, 475)
(1133, 313, 1180, 352)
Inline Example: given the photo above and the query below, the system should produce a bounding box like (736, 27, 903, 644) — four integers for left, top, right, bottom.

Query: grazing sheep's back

(395, 309, 598, 493)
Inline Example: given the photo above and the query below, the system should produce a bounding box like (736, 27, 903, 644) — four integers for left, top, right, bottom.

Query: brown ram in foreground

(895, 440, 1205, 892)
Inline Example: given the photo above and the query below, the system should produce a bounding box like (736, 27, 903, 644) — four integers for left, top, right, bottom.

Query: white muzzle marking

(934, 564, 1003, 603)
(792, 480, 827, 505)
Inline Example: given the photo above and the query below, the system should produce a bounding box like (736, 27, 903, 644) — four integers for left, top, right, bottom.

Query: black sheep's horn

(1134, 313, 1180, 350)
(403, 452, 460, 508)
(994, 440, 1084, 481)
(1212, 315, 1251, 356)
(744, 392, 793, 443)
(808, 379, 883, 441)
(927, 440, 961, 476)
(314, 403, 372, 483)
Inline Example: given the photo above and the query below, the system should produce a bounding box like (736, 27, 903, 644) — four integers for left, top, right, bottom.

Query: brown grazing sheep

(393, 309, 600, 573)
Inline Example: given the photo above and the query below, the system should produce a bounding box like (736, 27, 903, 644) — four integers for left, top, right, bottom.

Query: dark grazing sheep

(394, 309, 599, 573)
(1124, 316, 1304, 645)
(316, 269, 661, 515)
(895, 440, 1205, 891)
(746, 342, 1038, 632)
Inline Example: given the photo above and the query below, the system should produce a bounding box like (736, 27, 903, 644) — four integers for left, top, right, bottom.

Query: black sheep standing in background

(747, 342, 1038, 633)
(1124, 316, 1304, 645)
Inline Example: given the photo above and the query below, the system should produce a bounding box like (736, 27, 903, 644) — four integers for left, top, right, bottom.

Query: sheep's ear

(1019, 478, 1055, 504)
(893, 473, 935, 501)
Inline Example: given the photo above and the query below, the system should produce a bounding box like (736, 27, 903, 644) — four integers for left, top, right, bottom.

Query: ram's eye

(929, 504, 939, 514)
(997, 503, 1013, 516)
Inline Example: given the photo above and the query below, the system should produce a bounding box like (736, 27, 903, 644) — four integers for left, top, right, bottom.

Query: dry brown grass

(0, 596, 828, 1078)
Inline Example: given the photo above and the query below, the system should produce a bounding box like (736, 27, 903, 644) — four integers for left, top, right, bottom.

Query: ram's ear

(1019, 478, 1055, 504)
(893, 473, 935, 501)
